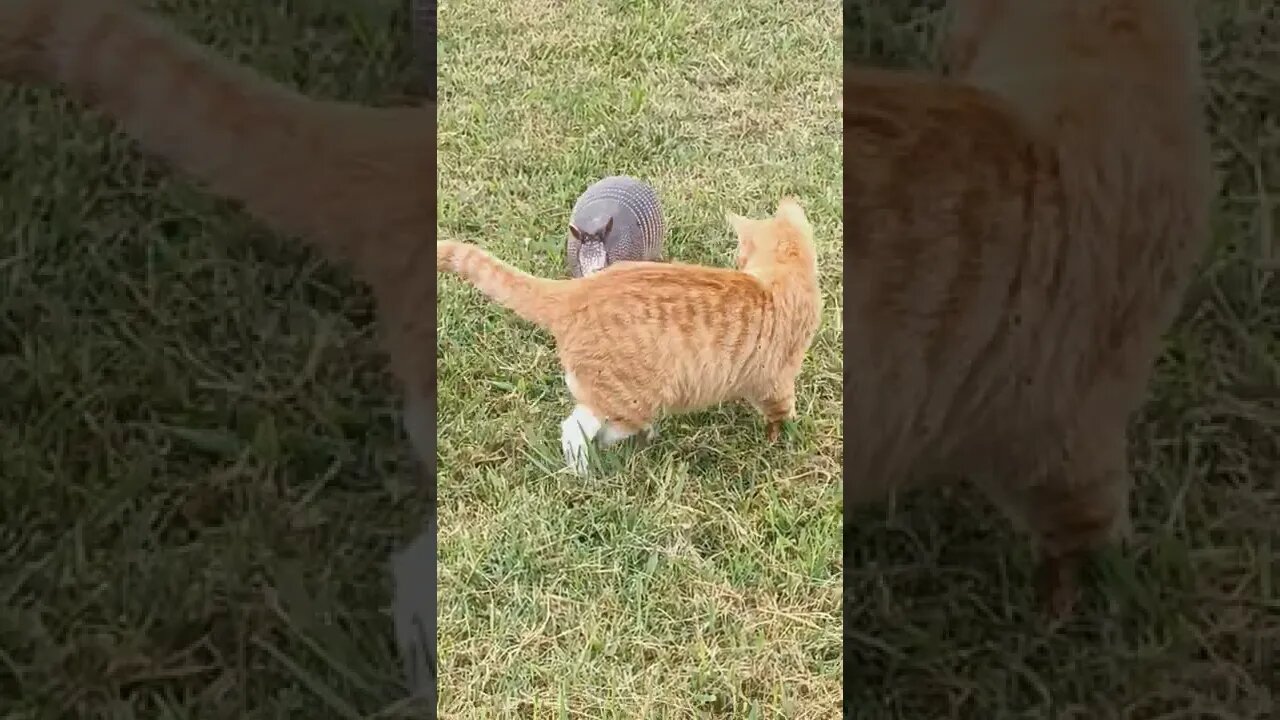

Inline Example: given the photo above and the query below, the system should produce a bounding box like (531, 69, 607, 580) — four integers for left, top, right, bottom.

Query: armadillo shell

(566, 175, 666, 278)
(412, 0, 436, 100)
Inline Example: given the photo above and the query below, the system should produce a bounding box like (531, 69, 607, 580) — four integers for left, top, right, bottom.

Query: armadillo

(566, 175, 666, 278)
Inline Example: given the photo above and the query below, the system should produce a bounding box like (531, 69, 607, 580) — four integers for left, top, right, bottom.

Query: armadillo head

(568, 217, 613, 276)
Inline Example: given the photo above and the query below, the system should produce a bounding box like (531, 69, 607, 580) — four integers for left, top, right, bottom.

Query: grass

(1, 0, 1273, 718)
(435, 0, 843, 716)
(842, 2, 1279, 718)
(0, 0, 431, 717)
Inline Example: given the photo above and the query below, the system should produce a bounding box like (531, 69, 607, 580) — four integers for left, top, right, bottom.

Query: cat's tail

(0, 0, 431, 284)
(437, 241, 568, 331)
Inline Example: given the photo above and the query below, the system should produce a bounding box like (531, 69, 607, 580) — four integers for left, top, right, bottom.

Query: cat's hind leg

(1030, 444, 1132, 619)
(753, 379, 798, 442)
(983, 416, 1133, 619)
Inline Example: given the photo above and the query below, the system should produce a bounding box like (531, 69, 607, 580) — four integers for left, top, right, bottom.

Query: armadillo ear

(603, 216, 614, 235)
(568, 223, 583, 241)
(725, 212, 750, 237)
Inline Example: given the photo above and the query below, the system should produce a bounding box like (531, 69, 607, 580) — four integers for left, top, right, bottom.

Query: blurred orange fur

(844, 0, 1212, 614)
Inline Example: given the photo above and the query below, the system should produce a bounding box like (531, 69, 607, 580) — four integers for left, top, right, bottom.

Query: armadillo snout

(577, 240, 609, 276)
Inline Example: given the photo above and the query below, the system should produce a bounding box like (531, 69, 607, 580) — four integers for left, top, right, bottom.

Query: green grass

(435, 0, 843, 716)
(842, 1, 1280, 718)
(2, 0, 1274, 718)
(1, 1, 430, 717)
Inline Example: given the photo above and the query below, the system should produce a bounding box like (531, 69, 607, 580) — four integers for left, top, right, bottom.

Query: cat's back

(843, 68, 1040, 268)
(553, 262, 774, 398)
(555, 262, 769, 351)
(573, 261, 768, 311)
(842, 68, 1047, 361)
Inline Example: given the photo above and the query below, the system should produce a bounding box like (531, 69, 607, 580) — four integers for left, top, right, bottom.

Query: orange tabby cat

(437, 198, 822, 475)
(0, 0, 438, 470)
(844, 0, 1211, 615)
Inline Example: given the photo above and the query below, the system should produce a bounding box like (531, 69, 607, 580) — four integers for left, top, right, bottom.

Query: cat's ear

(603, 216, 614, 235)
(775, 196, 807, 225)
(725, 212, 750, 237)
(940, 0, 999, 76)
(568, 223, 584, 241)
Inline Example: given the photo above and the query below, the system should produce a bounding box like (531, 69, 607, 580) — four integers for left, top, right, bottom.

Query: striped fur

(846, 0, 1212, 615)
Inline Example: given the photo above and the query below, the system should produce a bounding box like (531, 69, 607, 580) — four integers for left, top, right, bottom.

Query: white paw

(560, 418, 591, 475)
(559, 405, 601, 476)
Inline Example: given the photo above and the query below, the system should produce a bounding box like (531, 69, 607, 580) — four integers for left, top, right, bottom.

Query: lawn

(1, 1, 432, 717)
(1, 0, 1272, 718)
(435, 0, 844, 716)
(843, 2, 1279, 718)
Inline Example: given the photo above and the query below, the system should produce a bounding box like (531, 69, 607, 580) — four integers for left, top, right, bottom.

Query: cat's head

(568, 216, 614, 246)
(942, 0, 1200, 81)
(725, 197, 816, 275)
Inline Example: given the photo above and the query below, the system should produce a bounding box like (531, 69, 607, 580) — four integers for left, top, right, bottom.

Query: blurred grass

(842, 2, 1279, 718)
(0, 0, 432, 717)
(436, 0, 842, 716)
(0, 0, 1273, 718)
